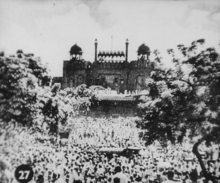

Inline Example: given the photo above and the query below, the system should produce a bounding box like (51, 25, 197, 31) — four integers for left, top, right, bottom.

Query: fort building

(53, 39, 154, 94)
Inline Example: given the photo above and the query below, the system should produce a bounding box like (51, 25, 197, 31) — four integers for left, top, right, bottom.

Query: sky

(0, 0, 220, 76)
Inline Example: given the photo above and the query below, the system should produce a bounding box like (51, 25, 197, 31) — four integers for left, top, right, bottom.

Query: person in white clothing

(162, 171, 182, 183)
(111, 166, 129, 183)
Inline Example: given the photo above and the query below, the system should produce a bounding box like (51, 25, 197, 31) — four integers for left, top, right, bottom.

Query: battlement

(98, 50, 125, 57)
(64, 58, 151, 72)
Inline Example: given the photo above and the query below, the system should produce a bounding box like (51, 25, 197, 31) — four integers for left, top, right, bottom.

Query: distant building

(53, 39, 154, 93)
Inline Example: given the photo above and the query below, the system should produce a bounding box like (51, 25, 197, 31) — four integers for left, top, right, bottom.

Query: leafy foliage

(137, 39, 220, 146)
(38, 84, 96, 135)
(0, 52, 49, 126)
(0, 51, 95, 136)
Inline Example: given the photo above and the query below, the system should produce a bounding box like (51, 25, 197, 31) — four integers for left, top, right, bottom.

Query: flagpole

(111, 36, 113, 51)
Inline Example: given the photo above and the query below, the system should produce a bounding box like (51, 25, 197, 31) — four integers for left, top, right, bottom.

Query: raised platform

(96, 95, 135, 101)
(94, 89, 148, 101)
(89, 90, 148, 117)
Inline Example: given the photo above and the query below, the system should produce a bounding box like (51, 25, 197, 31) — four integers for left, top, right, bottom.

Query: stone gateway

(53, 39, 154, 94)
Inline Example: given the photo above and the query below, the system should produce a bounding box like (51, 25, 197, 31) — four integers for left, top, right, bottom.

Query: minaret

(125, 39, 129, 62)
(95, 39, 98, 62)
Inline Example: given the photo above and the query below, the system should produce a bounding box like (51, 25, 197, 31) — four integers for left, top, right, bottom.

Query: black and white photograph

(0, 0, 220, 183)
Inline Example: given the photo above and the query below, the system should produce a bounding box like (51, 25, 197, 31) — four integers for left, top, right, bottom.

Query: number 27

(18, 170, 30, 180)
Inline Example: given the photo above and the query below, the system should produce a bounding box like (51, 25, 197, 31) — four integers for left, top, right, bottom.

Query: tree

(137, 39, 220, 182)
(0, 53, 48, 126)
(16, 50, 51, 87)
(38, 84, 96, 135)
(0, 50, 96, 142)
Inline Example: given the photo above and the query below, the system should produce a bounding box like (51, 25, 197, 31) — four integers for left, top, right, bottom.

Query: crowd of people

(0, 117, 220, 183)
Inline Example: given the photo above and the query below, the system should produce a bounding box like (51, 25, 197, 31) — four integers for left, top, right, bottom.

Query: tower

(137, 43, 150, 60)
(125, 39, 129, 62)
(69, 44, 83, 60)
(95, 39, 98, 62)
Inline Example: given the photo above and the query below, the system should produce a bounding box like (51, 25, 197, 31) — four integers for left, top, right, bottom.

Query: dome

(137, 43, 150, 56)
(70, 44, 83, 55)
